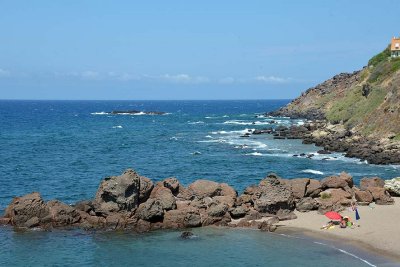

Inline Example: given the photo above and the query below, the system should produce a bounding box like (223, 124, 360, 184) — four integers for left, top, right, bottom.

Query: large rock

(296, 197, 319, 212)
(305, 179, 322, 197)
(94, 169, 140, 214)
(136, 199, 164, 222)
(163, 177, 180, 195)
(188, 180, 221, 198)
(220, 183, 237, 198)
(47, 200, 81, 226)
(207, 203, 228, 217)
(385, 178, 400, 196)
(360, 177, 385, 190)
(288, 178, 310, 199)
(317, 188, 352, 213)
(139, 176, 154, 203)
(229, 205, 248, 219)
(366, 187, 394, 205)
(253, 175, 294, 214)
(4, 192, 50, 227)
(354, 190, 373, 203)
(150, 185, 176, 210)
(321, 172, 353, 189)
(163, 208, 201, 228)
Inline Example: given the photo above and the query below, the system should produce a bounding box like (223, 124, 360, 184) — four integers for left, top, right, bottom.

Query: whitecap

(301, 169, 324, 175)
(188, 121, 205, 125)
(112, 125, 123, 129)
(91, 111, 107, 115)
(205, 135, 213, 138)
(246, 152, 263, 156)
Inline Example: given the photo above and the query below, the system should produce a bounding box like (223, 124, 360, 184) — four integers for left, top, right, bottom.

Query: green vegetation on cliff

(275, 44, 400, 137)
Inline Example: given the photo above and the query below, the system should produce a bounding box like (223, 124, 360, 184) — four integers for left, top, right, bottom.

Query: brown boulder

(213, 196, 235, 208)
(220, 183, 237, 198)
(94, 169, 140, 214)
(229, 205, 248, 219)
(188, 180, 221, 198)
(296, 197, 319, 212)
(136, 199, 164, 222)
(305, 179, 322, 197)
(360, 177, 385, 190)
(367, 187, 394, 205)
(163, 208, 201, 228)
(47, 200, 81, 226)
(253, 176, 294, 214)
(105, 213, 127, 229)
(163, 177, 180, 195)
(321, 172, 353, 189)
(288, 178, 310, 199)
(139, 175, 154, 203)
(150, 185, 176, 210)
(354, 190, 373, 204)
(207, 203, 228, 217)
(4, 192, 50, 227)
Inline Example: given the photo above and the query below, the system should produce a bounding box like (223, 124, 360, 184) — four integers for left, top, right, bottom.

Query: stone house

(391, 36, 400, 57)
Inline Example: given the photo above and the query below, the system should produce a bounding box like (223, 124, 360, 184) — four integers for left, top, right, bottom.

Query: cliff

(269, 45, 400, 139)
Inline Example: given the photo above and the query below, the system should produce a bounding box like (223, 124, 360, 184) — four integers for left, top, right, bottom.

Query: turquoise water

(1, 100, 399, 266)
(0, 227, 389, 267)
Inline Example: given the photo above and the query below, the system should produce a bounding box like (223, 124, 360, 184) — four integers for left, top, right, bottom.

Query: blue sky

(0, 0, 399, 100)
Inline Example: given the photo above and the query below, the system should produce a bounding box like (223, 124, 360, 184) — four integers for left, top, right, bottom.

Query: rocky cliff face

(269, 46, 400, 139)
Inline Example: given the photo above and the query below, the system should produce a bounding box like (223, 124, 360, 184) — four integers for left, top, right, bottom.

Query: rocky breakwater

(0, 170, 395, 232)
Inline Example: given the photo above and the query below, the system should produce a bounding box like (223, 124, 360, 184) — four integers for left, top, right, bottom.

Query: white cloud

(254, 75, 290, 83)
(160, 74, 209, 84)
(0, 68, 10, 77)
(80, 71, 100, 79)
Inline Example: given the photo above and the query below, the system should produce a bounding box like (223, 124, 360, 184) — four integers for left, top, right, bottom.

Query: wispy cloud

(254, 75, 291, 83)
(159, 74, 209, 84)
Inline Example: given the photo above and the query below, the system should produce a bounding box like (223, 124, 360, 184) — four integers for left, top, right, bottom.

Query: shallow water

(1, 100, 399, 266)
(0, 227, 390, 267)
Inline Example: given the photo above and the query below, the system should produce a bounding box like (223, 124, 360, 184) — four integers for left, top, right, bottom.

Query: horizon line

(0, 98, 293, 101)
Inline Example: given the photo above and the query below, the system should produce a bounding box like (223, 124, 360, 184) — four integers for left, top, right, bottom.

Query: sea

(0, 100, 399, 266)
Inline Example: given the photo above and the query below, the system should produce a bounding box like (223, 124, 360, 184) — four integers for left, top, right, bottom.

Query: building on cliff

(391, 36, 400, 57)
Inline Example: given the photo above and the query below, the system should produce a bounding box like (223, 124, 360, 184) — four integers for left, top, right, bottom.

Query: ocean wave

(188, 121, 205, 124)
(91, 112, 108, 115)
(301, 169, 324, 175)
(112, 125, 123, 129)
(205, 135, 213, 138)
(223, 120, 272, 126)
(246, 152, 264, 156)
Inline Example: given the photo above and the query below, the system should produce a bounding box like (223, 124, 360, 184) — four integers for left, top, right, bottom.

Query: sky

(0, 0, 399, 100)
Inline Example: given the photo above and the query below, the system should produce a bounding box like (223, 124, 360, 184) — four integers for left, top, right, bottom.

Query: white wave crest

(246, 152, 263, 156)
(188, 121, 204, 125)
(91, 112, 107, 115)
(112, 125, 123, 129)
(301, 169, 324, 175)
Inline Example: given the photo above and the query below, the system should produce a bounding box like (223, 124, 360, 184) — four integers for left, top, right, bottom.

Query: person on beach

(351, 202, 360, 226)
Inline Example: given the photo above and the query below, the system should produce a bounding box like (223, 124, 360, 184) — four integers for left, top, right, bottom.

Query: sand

(277, 197, 400, 261)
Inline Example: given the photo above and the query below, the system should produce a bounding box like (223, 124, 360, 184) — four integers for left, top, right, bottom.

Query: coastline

(276, 197, 400, 263)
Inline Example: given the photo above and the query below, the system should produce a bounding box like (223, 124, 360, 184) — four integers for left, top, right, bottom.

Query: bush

(368, 45, 391, 67)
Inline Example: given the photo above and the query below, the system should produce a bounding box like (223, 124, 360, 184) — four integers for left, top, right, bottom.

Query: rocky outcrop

(94, 169, 140, 214)
(385, 178, 400, 196)
(0, 169, 395, 232)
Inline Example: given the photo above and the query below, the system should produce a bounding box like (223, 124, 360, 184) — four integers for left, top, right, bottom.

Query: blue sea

(0, 100, 399, 266)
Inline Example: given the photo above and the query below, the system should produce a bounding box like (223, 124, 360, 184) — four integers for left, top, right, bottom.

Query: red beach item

(324, 211, 342, 221)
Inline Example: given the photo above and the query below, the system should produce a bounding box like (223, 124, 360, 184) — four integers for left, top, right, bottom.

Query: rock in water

(4, 192, 50, 227)
(385, 178, 400, 196)
(94, 169, 140, 214)
(180, 231, 194, 239)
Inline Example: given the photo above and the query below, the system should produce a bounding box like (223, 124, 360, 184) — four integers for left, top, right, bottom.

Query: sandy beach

(277, 197, 400, 261)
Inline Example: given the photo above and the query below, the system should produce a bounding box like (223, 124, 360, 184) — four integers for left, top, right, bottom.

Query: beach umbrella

(324, 211, 342, 221)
